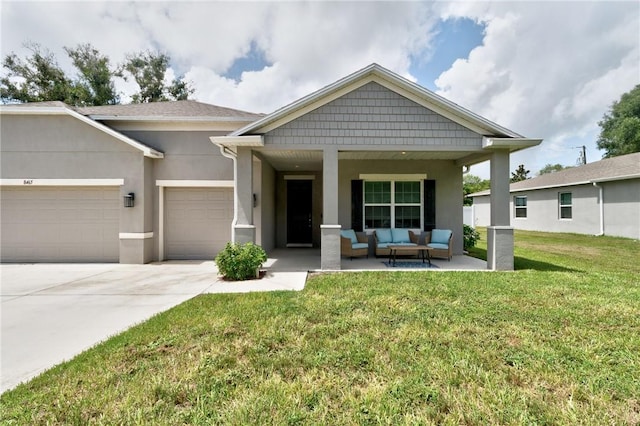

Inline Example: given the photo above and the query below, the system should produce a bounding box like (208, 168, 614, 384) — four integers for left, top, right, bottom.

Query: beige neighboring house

(1, 63, 542, 270)
(468, 152, 640, 239)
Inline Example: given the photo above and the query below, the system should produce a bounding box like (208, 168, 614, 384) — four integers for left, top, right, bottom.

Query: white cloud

(435, 1, 639, 174)
(184, 1, 437, 112)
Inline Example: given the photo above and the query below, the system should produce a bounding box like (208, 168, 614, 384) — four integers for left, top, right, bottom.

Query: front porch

(263, 248, 487, 272)
(211, 64, 542, 271)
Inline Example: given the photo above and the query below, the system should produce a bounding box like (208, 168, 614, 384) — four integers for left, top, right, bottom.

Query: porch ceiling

(256, 149, 481, 171)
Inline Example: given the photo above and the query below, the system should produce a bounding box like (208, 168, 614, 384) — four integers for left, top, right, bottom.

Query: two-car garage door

(0, 187, 119, 262)
(1, 186, 233, 262)
(164, 187, 233, 260)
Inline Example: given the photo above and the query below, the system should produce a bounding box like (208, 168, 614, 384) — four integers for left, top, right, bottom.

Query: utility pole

(573, 145, 586, 166)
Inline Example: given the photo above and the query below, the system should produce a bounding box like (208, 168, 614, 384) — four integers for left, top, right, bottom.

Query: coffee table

(388, 245, 432, 267)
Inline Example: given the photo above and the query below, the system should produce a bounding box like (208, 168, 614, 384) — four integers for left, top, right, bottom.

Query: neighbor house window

(559, 192, 572, 219)
(364, 180, 421, 229)
(514, 195, 527, 218)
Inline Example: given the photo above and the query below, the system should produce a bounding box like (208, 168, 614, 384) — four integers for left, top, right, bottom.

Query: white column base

(234, 224, 256, 244)
(321, 224, 341, 270)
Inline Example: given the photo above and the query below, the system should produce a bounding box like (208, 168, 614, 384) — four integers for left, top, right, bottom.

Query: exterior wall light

(124, 192, 135, 208)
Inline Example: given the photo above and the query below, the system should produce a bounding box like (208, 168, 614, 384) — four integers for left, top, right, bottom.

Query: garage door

(165, 187, 233, 260)
(0, 187, 119, 262)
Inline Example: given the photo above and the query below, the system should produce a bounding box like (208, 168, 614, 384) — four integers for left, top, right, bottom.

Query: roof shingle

(78, 100, 263, 120)
(470, 152, 640, 196)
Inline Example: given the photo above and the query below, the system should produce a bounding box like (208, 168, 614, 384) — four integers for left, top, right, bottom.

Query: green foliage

(64, 43, 119, 106)
(118, 50, 194, 103)
(1, 42, 192, 106)
(463, 174, 490, 205)
(510, 164, 530, 183)
(538, 163, 570, 175)
(1, 42, 73, 104)
(215, 242, 267, 281)
(462, 224, 480, 250)
(597, 84, 640, 158)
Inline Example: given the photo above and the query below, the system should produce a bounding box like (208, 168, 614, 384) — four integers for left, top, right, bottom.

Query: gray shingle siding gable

(264, 82, 482, 147)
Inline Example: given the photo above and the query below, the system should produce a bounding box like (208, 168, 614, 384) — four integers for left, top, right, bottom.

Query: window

(559, 192, 572, 219)
(514, 195, 527, 218)
(364, 180, 421, 229)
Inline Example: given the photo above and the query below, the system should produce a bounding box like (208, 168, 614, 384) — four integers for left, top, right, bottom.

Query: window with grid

(364, 181, 421, 229)
(559, 192, 572, 219)
(514, 195, 527, 218)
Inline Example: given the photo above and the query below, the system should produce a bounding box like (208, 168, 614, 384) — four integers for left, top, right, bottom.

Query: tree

(1, 43, 73, 104)
(463, 174, 490, 205)
(510, 164, 530, 183)
(538, 163, 570, 175)
(597, 85, 640, 158)
(118, 51, 193, 103)
(2, 43, 192, 106)
(64, 44, 118, 106)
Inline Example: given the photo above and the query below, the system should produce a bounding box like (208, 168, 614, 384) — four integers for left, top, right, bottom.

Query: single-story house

(468, 152, 640, 239)
(1, 63, 542, 270)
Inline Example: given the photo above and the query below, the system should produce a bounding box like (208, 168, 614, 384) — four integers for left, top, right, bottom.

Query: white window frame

(514, 195, 527, 218)
(363, 180, 423, 230)
(559, 192, 572, 220)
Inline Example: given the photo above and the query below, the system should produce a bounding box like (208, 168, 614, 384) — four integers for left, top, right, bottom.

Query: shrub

(463, 225, 480, 250)
(215, 242, 267, 281)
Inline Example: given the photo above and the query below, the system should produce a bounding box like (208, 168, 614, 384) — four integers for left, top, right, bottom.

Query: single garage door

(165, 187, 233, 260)
(0, 187, 119, 262)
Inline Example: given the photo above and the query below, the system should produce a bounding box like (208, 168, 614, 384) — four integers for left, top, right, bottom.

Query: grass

(2, 230, 639, 425)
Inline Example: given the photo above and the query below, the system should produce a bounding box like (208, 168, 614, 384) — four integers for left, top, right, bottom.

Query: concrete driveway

(1, 262, 220, 393)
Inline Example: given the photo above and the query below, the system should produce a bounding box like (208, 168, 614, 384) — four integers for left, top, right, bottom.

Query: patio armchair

(426, 229, 453, 260)
(340, 229, 369, 259)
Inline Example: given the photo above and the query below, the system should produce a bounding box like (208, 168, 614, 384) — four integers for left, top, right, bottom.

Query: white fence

(463, 205, 474, 226)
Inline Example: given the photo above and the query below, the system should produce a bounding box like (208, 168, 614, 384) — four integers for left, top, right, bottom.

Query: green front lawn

(2, 230, 639, 425)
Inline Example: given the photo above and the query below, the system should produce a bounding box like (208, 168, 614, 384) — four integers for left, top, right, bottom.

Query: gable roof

(79, 100, 263, 122)
(0, 102, 164, 158)
(230, 63, 525, 138)
(469, 152, 640, 196)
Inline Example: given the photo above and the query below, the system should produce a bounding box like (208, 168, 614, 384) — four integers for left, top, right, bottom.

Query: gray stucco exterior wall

(120, 130, 234, 181)
(601, 179, 640, 239)
(258, 159, 276, 252)
(1, 116, 142, 178)
(472, 178, 640, 239)
(511, 184, 600, 234)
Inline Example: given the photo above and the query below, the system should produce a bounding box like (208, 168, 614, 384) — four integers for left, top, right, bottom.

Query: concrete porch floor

(263, 248, 487, 272)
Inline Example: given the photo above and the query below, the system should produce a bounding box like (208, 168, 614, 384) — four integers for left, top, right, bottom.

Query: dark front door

(287, 180, 313, 246)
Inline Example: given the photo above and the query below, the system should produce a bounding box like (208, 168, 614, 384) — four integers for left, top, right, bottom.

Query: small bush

(215, 242, 267, 281)
(463, 225, 480, 250)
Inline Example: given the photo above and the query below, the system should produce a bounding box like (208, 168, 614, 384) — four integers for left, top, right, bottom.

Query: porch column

(321, 146, 341, 270)
(234, 146, 256, 244)
(487, 149, 514, 270)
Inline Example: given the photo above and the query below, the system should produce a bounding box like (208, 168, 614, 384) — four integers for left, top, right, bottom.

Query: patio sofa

(372, 228, 454, 260)
(373, 228, 419, 257)
(340, 229, 369, 259)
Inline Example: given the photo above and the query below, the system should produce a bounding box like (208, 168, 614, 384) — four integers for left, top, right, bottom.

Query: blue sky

(1, 1, 638, 179)
(411, 17, 485, 92)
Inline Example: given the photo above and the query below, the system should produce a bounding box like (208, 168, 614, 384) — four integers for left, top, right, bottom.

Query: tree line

(0, 42, 193, 106)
